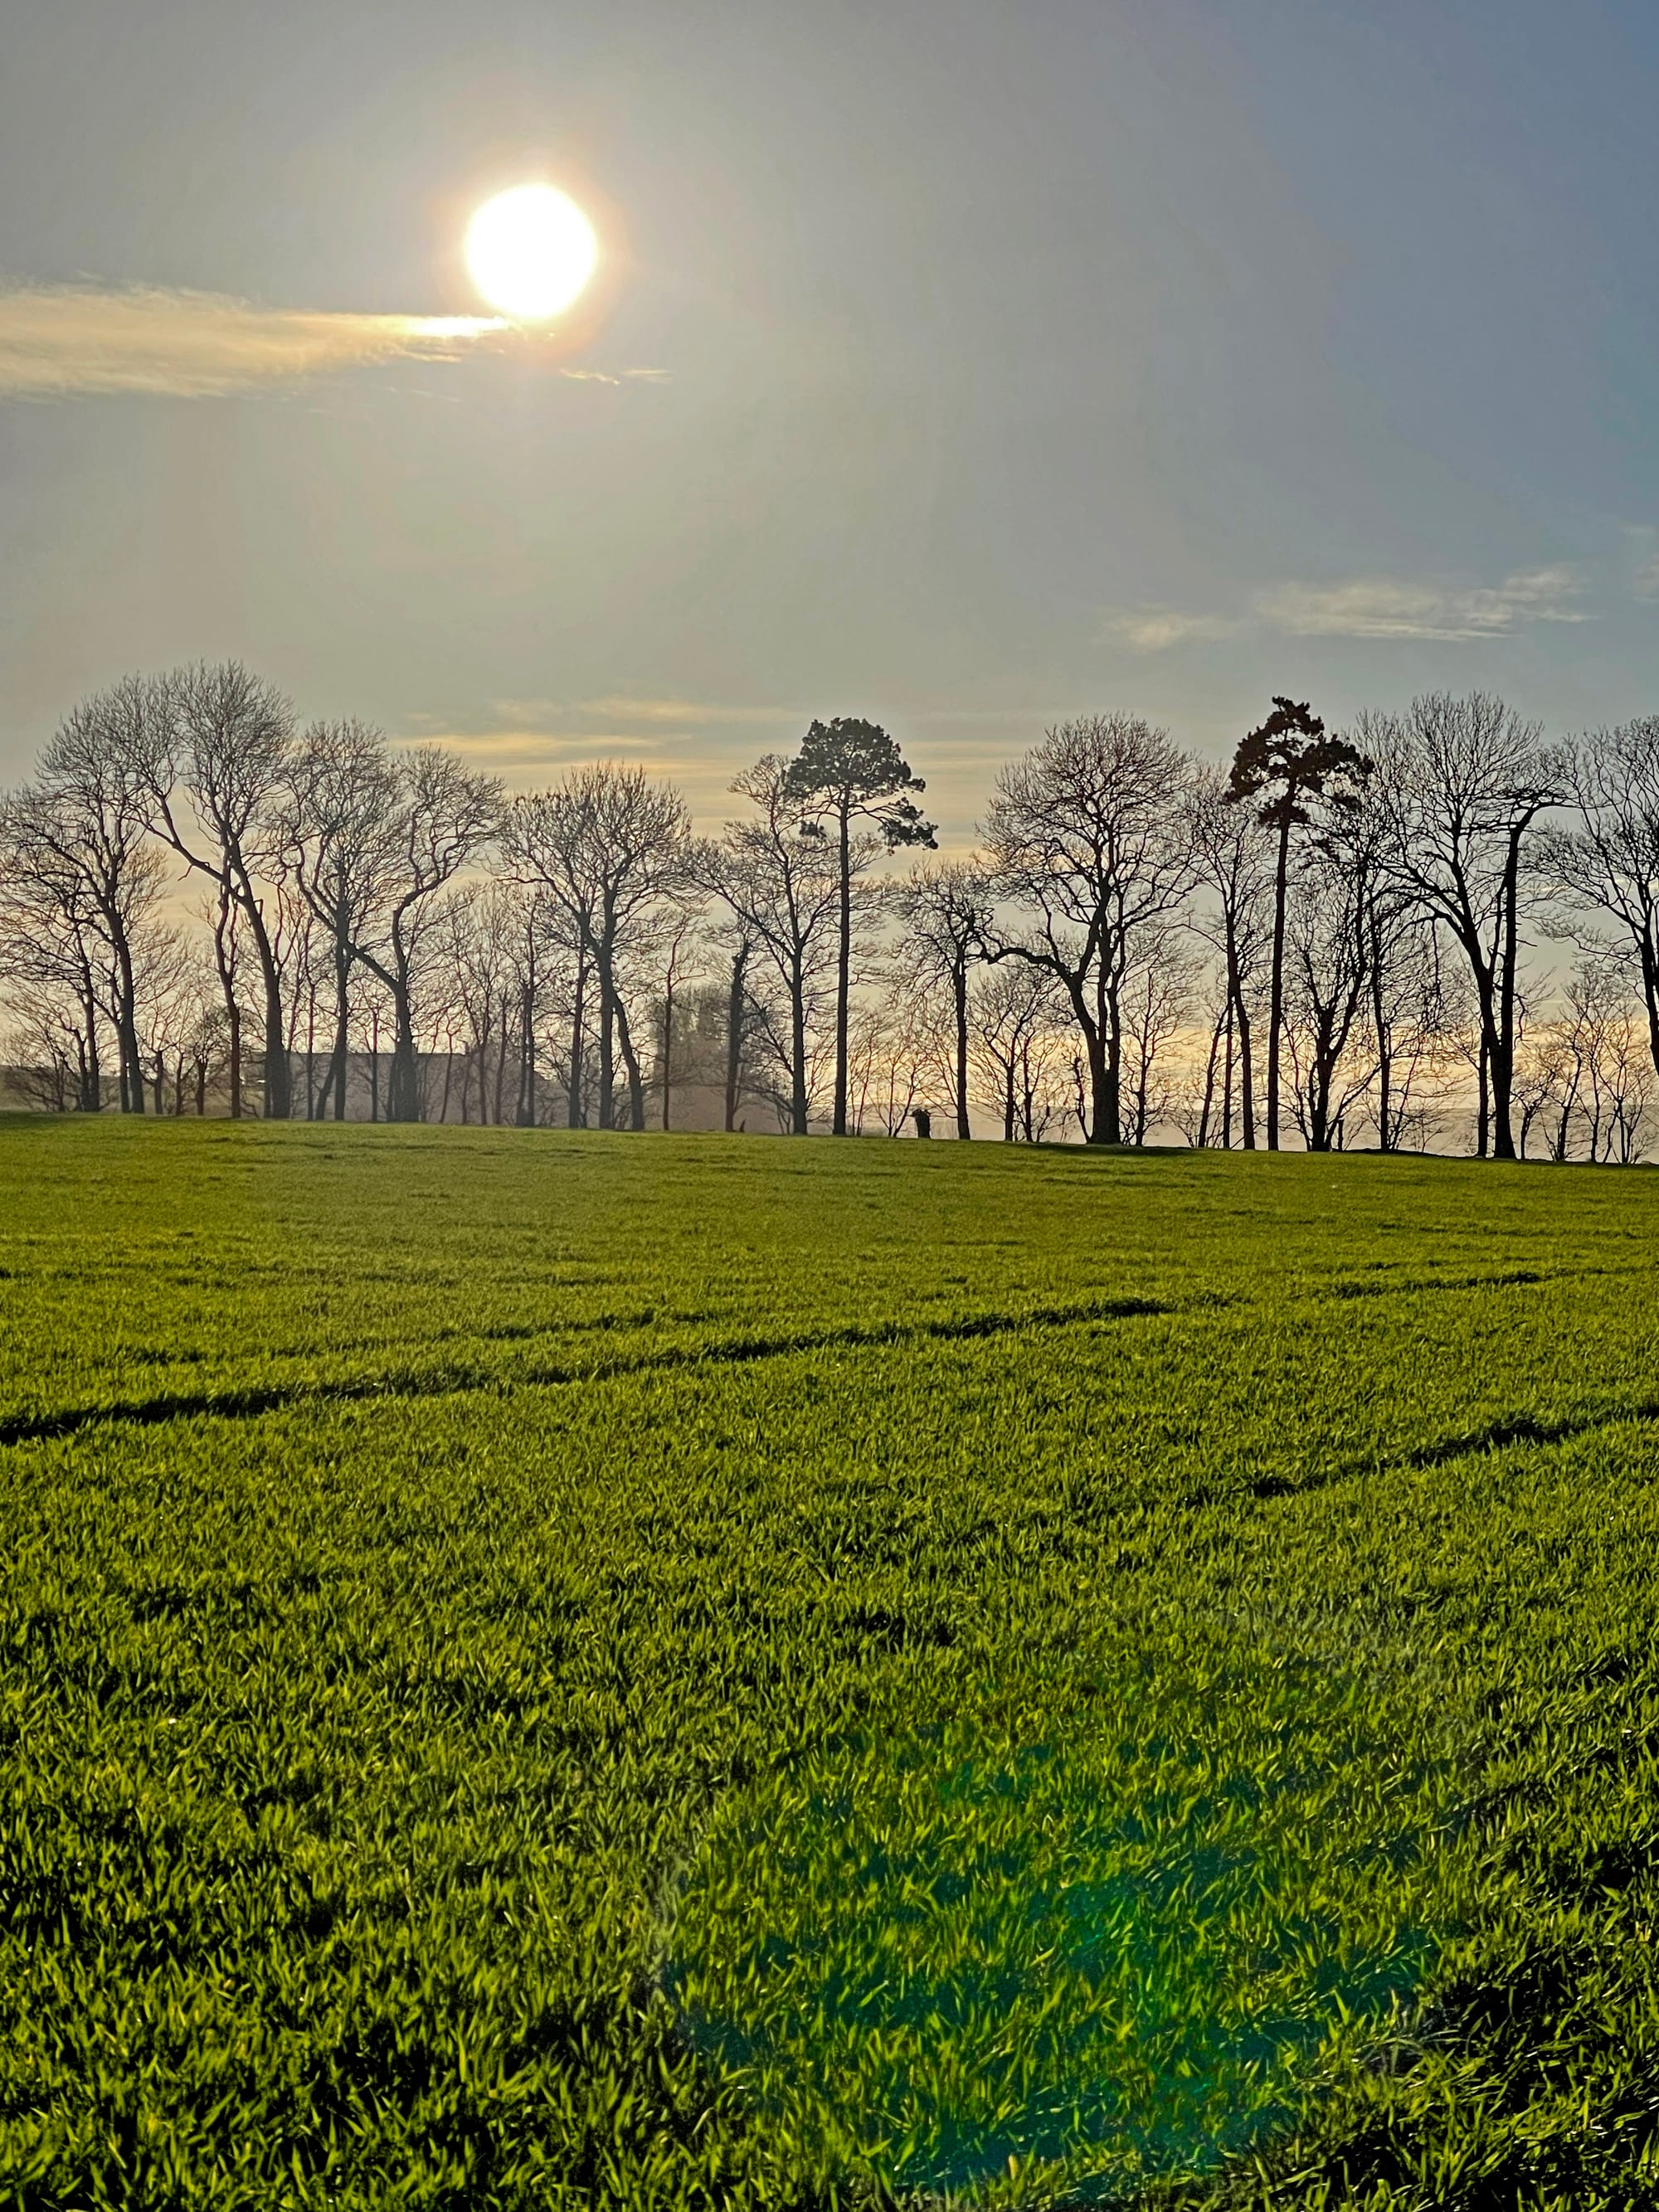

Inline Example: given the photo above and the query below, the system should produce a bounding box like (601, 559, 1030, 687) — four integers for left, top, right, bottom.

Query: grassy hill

(3, 1120, 1659, 2208)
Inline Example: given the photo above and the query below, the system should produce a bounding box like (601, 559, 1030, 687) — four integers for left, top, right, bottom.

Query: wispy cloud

(492, 696, 795, 732)
(0, 284, 504, 397)
(1258, 565, 1588, 641)
(404, 723, 749, 809)
(1107, 564, 1590, 651)
(1102, 609, 1248, 651)
(439, 729, 659, 766)
(556, 368, 670, 387)
(0, 284, 668, 400)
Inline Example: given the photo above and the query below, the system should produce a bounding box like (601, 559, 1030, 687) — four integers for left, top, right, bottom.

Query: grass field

(4, 1121, 1659, 2209)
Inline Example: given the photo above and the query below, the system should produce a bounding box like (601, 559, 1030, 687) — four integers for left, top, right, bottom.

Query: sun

(465, 184, 598, 322)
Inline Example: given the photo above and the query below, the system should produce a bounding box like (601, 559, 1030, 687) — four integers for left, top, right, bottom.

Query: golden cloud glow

(0, 286, 506, 398)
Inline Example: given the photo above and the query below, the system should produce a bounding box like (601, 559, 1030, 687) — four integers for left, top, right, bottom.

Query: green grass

(4, 1121, 1659, 2207)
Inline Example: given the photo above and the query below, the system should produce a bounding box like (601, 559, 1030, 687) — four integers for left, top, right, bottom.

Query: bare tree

(846, 990, 938, 1136)
(278, 720, 401, 1122)
(1121, 926, 1199, 1145)
(1511, 1018, 1567, 1163)
(2, 980, 93, 1111)
(694, 757, 843, 1136)
(181, 994, 234, 1117)
(338, 750, 500, 1123)
(504, 766, 691, 1133)
(977, 716, 1195, 1145)
(1539, 718, 1659, 1087)
(1365, 693, 1561, 1161)
(1188, 768, 1274, 1149)
(1364, 921, 1456, 1155)
(648, 903, 707, 1132)
(130, 663, 297, 1118)
(435, 881, 520, 1125)
(892, 862, 988, 1139)
(1550, 961, 1654, 1164)
(3, 684, 165, 1111)
(969, 963, 1073, 1143)
(0, 813, 106, 1111)
(129, 919, 197, 1116)
(722, 936, 755, 1133)
(1279, 850, 1377, 1152)
(507, 890, 565, 1128)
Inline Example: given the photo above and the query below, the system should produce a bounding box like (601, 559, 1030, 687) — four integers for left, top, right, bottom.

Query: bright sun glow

(465, 184, 598, 322)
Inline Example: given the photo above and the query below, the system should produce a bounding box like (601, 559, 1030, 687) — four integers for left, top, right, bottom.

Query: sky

(2, 0, 1658, 846)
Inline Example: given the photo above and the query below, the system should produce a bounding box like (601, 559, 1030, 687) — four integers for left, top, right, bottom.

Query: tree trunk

(328, 945, 350, 1121)
(1642, 936, 1659, 1089)
(1223, 922, 1256, 1150)
(724, 943, 749, 1133)
(112, 930, 144, 1115)
(567, 950, 586, 1128)
(1080, 1018, 1112, 1145)
(954, 967, 971, 1140)
(1476, 1024, 1491, 1159)
(1221, 998, 1235, 1150)
(387, 979, 419, 1121)
(611, 973, 645, 1131)
(241, 892, 291, 1121)
(1370, 930, 1393, 1151)
(661, 971, 675, 1132)
(832, 799, 851, 1135)
(598, 980, 615, 1131)
(518, 975, 538, 1128)
(1491, 836, 1523, 1161)
(1266, 814, 1290, 1150)
(790, 955, 810, 1135)
(79, 985, 100, 1113)
(1102, 999, 1123, 1145)
(1196, 1008, 1224, 1148)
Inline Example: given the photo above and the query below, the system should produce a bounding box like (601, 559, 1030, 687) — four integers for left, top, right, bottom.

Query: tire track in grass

(0, 1294, 1177, 1448)
(1243, 1391, 1659, 1506)
(0, 1262, 1619, 1453)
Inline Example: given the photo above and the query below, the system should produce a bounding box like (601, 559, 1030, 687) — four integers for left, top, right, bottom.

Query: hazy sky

(3, 0, 1658, 842)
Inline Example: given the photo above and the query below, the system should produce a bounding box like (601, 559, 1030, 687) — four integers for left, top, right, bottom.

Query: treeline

(2, 666, 1658, 1159)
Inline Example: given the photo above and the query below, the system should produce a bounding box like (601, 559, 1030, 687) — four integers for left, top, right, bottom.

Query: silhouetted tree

(349, 749, 500, 1122)
(128, 663, 299, 1119)
(968, 965, 1072, 1144)
(3, 684, 164, 1112)
(1226, 698, 1370, 1150)
(504, 766, 691, 1132)
(1540, 718, 1659, 1085)
(1121, 924, 1199, 1145)
(723, 937, 752, 1134)
(893, 863, 988, 1139)
(782, 718, 935, 1135)
(1364, 693, 1559, 1160)
(1189, 767, 1274, 1148)
(978, 716, 1195, 1145)
(278, 720, 401, 1121)
(696, 757, 841, 1135)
